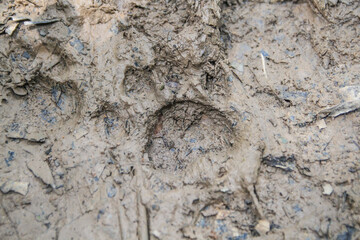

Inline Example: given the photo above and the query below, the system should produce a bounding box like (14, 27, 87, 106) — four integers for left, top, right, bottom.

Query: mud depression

(146, 101, 234, 171)
(0, 0, 359, 239)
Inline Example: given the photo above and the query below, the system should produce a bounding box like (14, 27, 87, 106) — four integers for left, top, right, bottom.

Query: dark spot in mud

(123, 67, 154, 97)
(22, 52, 30, 59)
(146, 101, 234, 172)
(336, 225, 356, 240)
(22, 79, 81, 127)
(69, 37, 84, 54)
(262, 155, 296, 172)
(104, 116, 119, 135)
(4, 151, 15, 167)
(40, 109, 57, 124)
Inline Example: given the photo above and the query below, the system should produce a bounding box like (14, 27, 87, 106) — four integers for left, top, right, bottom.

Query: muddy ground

(0, 0, 359, 239)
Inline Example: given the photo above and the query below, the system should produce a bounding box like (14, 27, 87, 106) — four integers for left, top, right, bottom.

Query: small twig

(231, 69, 243, 84)
(260, 54, 268, 80)
(323, 137, 333, 151)
(351, 140, 360, 151)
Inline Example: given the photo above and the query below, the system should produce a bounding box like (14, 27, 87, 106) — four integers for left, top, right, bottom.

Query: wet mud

(0, 0, 359, 239)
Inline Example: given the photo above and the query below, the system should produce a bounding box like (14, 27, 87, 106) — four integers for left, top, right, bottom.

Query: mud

(146, 100, 234, 171)
(0, 0, 359, 239)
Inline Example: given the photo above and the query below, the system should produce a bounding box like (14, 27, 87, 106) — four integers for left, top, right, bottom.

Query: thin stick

(261, 54, 268, 80)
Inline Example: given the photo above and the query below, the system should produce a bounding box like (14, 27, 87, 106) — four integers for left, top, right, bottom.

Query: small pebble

(322, 183, 333, 196)
(255, 219, 270, 236)
(39, 29, 47, 37)
(317, 119, 327, 130)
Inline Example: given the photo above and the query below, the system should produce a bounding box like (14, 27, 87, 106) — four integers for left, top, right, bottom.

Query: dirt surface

(0, 0, 359, 239)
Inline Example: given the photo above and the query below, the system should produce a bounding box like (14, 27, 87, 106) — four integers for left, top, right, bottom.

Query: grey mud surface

(0, 0, 359, 239)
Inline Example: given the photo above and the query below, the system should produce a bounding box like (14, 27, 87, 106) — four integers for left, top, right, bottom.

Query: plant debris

(262, 155, 296, 172)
